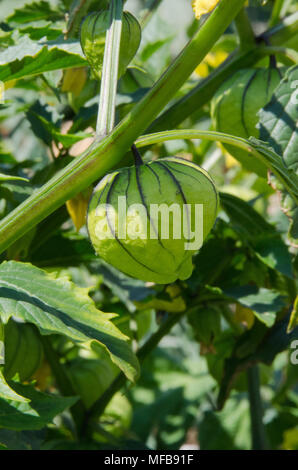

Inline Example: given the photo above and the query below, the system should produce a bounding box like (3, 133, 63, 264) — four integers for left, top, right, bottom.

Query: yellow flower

(66, 187, 93, 231)
(195, 50, 228, 77)
(192, 0, 220, 19)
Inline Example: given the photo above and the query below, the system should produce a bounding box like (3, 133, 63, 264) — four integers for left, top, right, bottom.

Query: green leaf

(251, 314, 298, 365)
(90, 260, 154, 313)
(0, 36, 86, 83)
(0, 261, 139, 382)
(31, 233, 96, 267)
(199, 398, 250, 450)
(253, 234, 293, 278)
(0, 429, 45, 450)
(19, 25, 63, 41)
(7, 1, 62, 24)
(0, 369, 29, 403)
(288, 295, 298, 332)
(0, 382, 77, 431)
(220, 192, 293, 278)
(26, 101, 92, 148)
(223, 285, 286, 327)
(220, 192, 271, 238)
(259, 65, 298, 173)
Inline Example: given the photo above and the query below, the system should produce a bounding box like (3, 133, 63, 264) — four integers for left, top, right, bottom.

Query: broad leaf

(0, 36, 86, 83)
(31, 233, 96, 267)
(0, 369, 28, 403)
(7, 1, 62, 24)
(0, 382, 77, 431)
(26, 101, 92, 148)
(247, 138, 298, 203)
(90, 260, 154, 313)
(0, 261, 139, 382)
(223, 285, 286, 327)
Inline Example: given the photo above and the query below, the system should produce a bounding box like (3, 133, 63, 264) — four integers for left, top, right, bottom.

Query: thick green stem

(234, 8, 256, 50)
(0, 0, 247, 255)
(247, 366, 269, 450)
(96, 0, 123, 136)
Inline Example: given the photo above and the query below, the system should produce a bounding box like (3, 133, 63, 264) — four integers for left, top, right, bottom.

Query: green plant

(0, 0, 297, 451)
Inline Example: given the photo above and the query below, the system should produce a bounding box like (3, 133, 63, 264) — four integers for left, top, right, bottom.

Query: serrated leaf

(0, 261, 139, 382)
(20, 25, 63, 41)
(0, 382, 77, 431)
(7, 1, 62, 24)
(248, 138, 298, 203)
(0, 36, 86, 83)
(259, 66, 298, 173)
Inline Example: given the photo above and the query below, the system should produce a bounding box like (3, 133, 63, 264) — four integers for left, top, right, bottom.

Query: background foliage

(0, 0, 297, 450)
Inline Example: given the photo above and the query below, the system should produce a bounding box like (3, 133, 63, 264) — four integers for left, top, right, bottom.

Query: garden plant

(0, 0, 297, 451)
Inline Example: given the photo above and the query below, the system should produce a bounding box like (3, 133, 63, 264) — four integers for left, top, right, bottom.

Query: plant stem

(260, 45, 298, 64)
(234, 8, 256, 50)
(149, 11, 298, 133)
(247, 365, 269, 450)
(84, 312, 185, 432)
(136, 130, 298, 204)
(270, 0, 285, 27)
(96, 0, 123, 137)
(41, 335, 86, 434)
(0, 0, 247, 255)
(140, 0, 163, 28)
(131, 144, 144, 166)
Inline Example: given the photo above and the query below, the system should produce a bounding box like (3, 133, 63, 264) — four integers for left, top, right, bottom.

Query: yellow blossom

(195, 50, 228, 77)
(192, 0, 220, 19)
